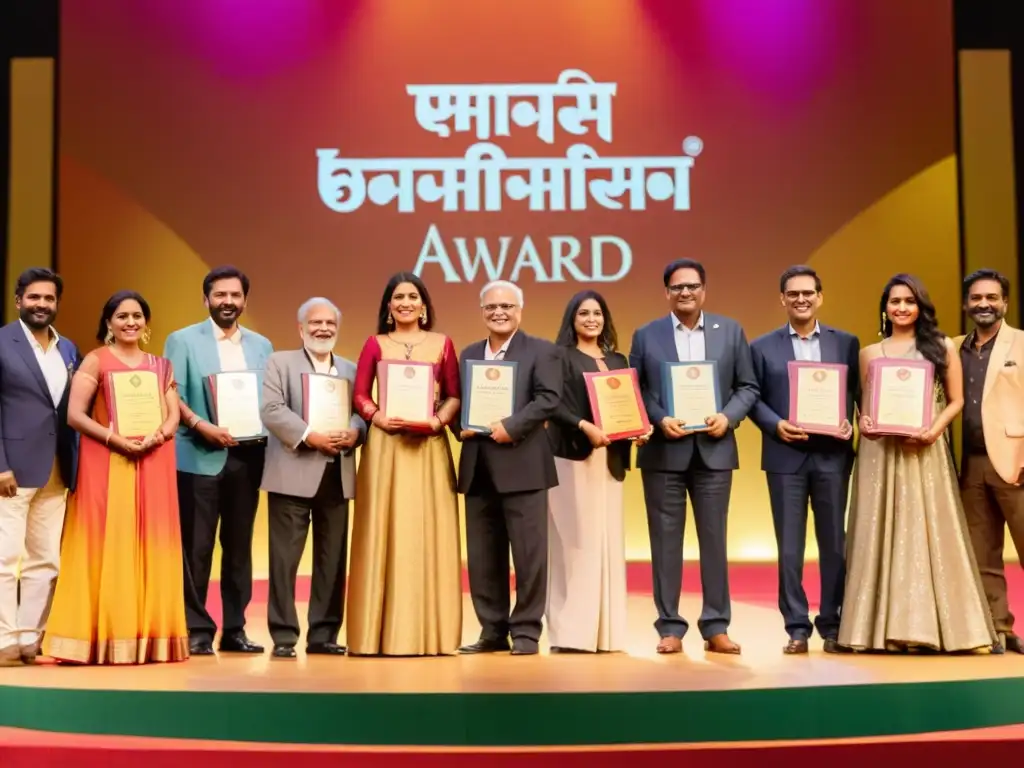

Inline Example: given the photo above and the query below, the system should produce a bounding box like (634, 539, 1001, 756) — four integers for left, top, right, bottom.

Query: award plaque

(661, 361, 721, 431)
(867, 357, 934, 436)
(302, 373, 351, 434)
(376, 360, 434, 424)
(787, 361, 848, 436)
(105, 370, 163, 439)
(206, 371, 265, 440)
(583, 368, 650, 440)
(461, 359, 517, 433)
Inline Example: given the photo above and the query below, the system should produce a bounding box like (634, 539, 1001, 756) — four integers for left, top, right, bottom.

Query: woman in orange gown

(43, 291, 189, 664)
(346, 272, 463, 656)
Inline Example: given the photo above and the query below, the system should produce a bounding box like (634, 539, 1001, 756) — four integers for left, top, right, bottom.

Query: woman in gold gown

(347, 272, 462, 655)
(838, 274, 998, 653)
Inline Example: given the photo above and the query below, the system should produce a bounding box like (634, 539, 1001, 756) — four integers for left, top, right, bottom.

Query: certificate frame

(205, 370, 266, 441)
(461, 359, 518, 433)
(661, 360, 721, 431)
(301, 372, 352, 434)
(104, 369, 164, 440)
(867, 357, 935, 436)
(583, 368, 650, 441)
(786, 361, 848, 437)
(376, 360, 435, 426)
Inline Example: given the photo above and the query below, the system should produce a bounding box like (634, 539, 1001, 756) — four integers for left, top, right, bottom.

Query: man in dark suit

(0, 267, 79, 666)
(749, 265, 859, 655)
(630, 258, 758, 655)
(457, 280, 562, 656)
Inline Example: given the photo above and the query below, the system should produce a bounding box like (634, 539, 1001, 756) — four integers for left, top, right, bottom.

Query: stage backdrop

(58, 0, 962, 574)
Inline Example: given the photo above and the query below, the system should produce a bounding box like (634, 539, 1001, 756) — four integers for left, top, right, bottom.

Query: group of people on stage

(0, 258, 1022, 667)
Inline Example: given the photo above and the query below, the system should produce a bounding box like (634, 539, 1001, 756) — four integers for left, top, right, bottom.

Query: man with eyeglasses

(456, 280, 562, 656)
(749, 265, 859, 655)
(629, 258, 758, 655)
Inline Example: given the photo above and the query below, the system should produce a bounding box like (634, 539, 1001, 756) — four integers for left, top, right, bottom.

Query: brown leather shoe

(1004, 633, 1024, 654)
(822, 638, 851, 654)
(0, 646, 22, 667)
(704, 633, 741, 654)
(656, 635, 683, 654)
(783, 638, 809, 654)
(19, 644, 39, 665)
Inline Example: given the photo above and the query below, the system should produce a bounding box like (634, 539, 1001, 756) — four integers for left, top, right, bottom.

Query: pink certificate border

(867, 357, 935, 436)
(786, 361, 848, 436)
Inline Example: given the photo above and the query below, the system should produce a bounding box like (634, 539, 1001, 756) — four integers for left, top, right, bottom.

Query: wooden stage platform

(3, 566, 1024, 766)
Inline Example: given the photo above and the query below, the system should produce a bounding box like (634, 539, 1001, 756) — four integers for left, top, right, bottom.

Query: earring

(387, 313, 395, 326)
(420, 308, 428, 325)
(878, 311, 887, 337)
(142, 328, 152, 346)
(104, 329, 114, 345)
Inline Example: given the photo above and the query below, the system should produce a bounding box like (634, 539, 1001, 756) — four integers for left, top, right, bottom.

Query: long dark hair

(96, 290, 152, 343)
(555, 290, 619, 354)
(879, 273, 947, 379)
(375, 272, 436, 334)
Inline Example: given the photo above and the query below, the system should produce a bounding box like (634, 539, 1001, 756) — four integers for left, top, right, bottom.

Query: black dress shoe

(272, 644, 296, 659)
(189, 639, 215, 656)
(307, 642, 347, 655)
(219, 634, 264, 654)
(511, 638, 539, 655)
(459, 638, 510, 654)
(822, 638, 851, 654)
(1005, 633, 1024, 654)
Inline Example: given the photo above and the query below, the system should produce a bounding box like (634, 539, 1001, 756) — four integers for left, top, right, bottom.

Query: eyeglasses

(482, 303, 518, 313)
(667, 283, 703, 295)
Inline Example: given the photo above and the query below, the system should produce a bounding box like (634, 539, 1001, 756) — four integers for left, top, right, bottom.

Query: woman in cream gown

(838, 274, 998, 653)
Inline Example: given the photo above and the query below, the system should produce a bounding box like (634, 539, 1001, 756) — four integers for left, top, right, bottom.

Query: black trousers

(766, 457, 849, 640)
(267, 463, 349, 647)
(464, 470, 548, 643)
(178, 444, 265, 642)
(641, 451, 733, 641)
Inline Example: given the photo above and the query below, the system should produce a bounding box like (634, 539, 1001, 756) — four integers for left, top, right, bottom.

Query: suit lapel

(196, 321, 221, 377)
(703, 313, 724, 361)
(984, 322, 1012, 397)
(502, 331, 526, 362)
(777, 326, 796, 362)
(656, 316, 680, 362)
(12, 329, 52, 400)
(818, 325, 838, 364)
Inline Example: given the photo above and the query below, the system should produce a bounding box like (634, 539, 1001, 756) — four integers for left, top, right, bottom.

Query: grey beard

(304, 335, 335, 356)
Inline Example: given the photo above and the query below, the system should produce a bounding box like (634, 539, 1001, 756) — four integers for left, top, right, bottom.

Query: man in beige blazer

(956, 269, 1024, 654)
(260, 297, 365, 659)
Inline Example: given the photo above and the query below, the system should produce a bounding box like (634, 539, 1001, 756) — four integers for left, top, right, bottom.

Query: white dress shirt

(789, 322, 822, 362)
(20, 321, 68, 406)
(672, 312, 706, 362)
(485, 333, 514, 360)
(211, 318, 248, 372)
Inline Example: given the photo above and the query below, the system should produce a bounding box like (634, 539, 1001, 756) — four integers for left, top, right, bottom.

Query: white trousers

(0, 461, 67, 650)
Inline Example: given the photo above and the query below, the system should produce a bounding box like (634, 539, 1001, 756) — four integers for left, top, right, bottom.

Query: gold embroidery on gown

(838, 350, 997, 652)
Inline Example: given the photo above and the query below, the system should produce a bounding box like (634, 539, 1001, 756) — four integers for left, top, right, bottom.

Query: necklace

(388, 333, 426, 360)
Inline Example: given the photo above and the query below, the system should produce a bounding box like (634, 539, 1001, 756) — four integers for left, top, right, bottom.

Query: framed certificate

(105, 370, 163, 439)
(787, 362, 848, 436)
(302, 373, 352, 434)
(461, 359, 517, 433)
(867, 358, 935, 436)
(661, 361, 721, 431)
(376, 360, 434, 424)
(206, 371, 265, 440)
(584, 368, 650, 440)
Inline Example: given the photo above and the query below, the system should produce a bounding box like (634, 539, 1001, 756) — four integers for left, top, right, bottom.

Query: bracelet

(104, 430, 113, 446)
(189, 414, 201, 429)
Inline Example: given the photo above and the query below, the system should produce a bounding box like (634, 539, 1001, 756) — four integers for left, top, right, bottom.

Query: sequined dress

(838, 350, 997, 652)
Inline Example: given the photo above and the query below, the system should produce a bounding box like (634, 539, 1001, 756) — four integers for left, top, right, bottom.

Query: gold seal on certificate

(867, 358, 934, 436)
(302, 373, 351, 433)
(662, 361, 721, 431)
(584, 369, 650, 440)
(376, 360, 434, 424)
(207, 371, 264, 440)
(106, 370, 163, 439)
(461, 359, 517, 432)
(787, 362, 848, 436)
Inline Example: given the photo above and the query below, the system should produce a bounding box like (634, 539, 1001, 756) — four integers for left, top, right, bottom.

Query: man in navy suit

(749, 265, 859, 655)
(0, 268, 79, 666)
(630, 259, 758, 655)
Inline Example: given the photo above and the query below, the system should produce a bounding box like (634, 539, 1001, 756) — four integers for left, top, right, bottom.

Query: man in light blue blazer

(164, 266, 273, 656)
(630, 258, 759, 657)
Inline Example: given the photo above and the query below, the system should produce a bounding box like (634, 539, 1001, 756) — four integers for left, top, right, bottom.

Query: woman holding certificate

(348, 272, 462, 656)
(43, 291, 189, 664)
(547, 291, 647, 653)
(839, 274, 997, 653)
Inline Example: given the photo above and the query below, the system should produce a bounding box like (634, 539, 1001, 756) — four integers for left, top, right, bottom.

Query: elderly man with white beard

(259, 298, 365, 659)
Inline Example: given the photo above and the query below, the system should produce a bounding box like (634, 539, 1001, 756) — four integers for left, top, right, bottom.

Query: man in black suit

(630, 259, 758, 655)
(749, 265, 859, 654)
(457, 280, 562, 656)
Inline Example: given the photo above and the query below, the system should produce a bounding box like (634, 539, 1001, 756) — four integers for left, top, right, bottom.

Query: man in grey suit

(630, 258, 758, 655)
(749, 266, 858, 655)
(260, 298, 365, 659)
(0, 268, 79, 667)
